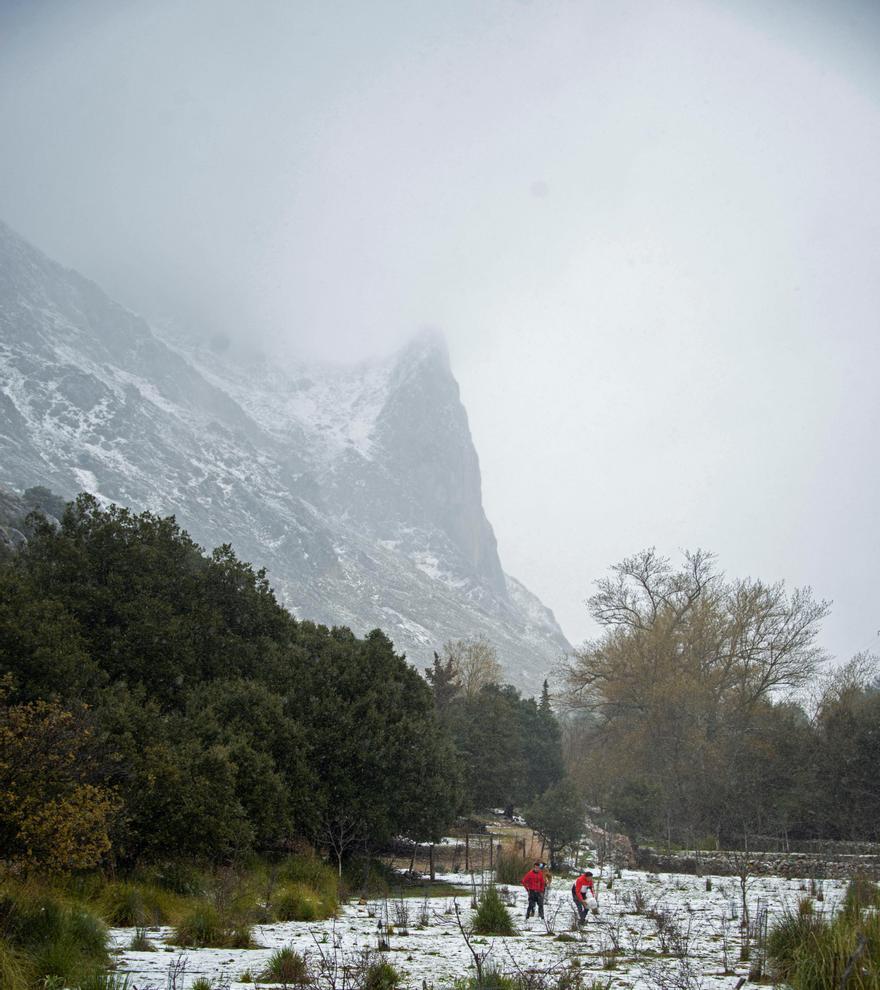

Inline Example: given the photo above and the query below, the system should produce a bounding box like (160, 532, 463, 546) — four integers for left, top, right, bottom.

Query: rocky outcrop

(0, 221, 570, 691)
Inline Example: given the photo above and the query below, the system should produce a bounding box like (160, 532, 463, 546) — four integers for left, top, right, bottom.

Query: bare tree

(558, 549, 830, 844)
(442, 636, 502, 699)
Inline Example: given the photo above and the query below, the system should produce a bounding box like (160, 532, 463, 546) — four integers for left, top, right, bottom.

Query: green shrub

(494, 850, 532, 886)
(278, 855, 339, 912)
(191, 979, 213, 990)
(768, 904, 880, 990)
(259, 946, 311, 984)
(127, 929, 156, 952)
(767, 908, 828, 979)
(0, 886, 108, 987)
(451, 968, 517, 990)
(102, 884, 147, 927)
(172, 903, 224, 947)
(273, 883, 326, 922)
(364, 959, 401, 990)
(171, 901, 254, 949)
(472, 886, 516, 936)
(67, 908, 110, 958)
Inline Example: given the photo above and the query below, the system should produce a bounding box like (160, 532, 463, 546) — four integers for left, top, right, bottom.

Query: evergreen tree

(524, 777, 586, 868)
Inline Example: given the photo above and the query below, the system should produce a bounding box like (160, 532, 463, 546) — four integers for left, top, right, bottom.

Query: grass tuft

(0, 885, 108, 987)
(0, 938, 31, 990)
(494, 849, 532, 887)
(364, 958, 401, 990)
(169, 896, 256, 949)
(259, 946, 311, 984)
(844, 875, 880, 917)
(127, 929, 156, 952)
(768, 902, 880, 990)
(273, 883, 326, 922)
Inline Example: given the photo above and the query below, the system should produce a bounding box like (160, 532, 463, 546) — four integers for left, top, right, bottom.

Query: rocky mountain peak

(0, 220, 570, 691)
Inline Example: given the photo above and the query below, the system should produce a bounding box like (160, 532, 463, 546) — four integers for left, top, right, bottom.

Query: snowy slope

(0, 220, 570, 691)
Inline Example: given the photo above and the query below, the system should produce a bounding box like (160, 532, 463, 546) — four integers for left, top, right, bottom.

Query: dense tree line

(0, 496, 463, 870)
(561, 549, 880, 847)
(426, 647, 564, 813)
(0, 494, 565, 873)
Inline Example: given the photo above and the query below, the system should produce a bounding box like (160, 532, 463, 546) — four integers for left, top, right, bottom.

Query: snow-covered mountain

(0, 220, 570, 691)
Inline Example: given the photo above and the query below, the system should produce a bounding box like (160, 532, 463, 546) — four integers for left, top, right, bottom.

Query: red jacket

(522, 868, 547, 893)
(573, 874, 595, 901)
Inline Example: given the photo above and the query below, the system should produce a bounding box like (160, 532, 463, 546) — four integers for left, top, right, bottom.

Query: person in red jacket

(571, 870, 597, 923)
(522, 861, 547, 920)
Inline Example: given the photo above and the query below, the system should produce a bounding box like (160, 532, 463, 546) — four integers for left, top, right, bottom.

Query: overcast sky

(1, 0, 878, 664)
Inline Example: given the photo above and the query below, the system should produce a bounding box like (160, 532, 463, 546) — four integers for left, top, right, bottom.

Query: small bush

(767, 909, 828, 981)
(472, 886, 516, 936)
(67, 908, 110, 958)
(259, 946, 311, 985)
(128, 929, 156, 952)
(451, 968, 516, 990)
(278, 855, 338, 909)
(0, 886, 108, 986)
(171, 901, 255, 948)
(191, 979, 213, 990)
(101, 884, 146, 927)
(273, 883, 327, 922)
(494, 850, 532, 886)
(767, 905, 880, 990)
(101, 881, 180, 927)
(364, 959, 401, 990)
(172, 904, 224, 947)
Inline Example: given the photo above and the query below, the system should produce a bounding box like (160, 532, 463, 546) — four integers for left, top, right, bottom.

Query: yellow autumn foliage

(0, 691, 119, 873)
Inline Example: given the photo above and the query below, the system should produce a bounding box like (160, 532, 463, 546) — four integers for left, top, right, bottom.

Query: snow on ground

(110, 868, 846, 989)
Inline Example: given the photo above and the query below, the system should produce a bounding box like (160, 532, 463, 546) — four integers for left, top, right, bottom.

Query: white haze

(0, 0, 878, 664)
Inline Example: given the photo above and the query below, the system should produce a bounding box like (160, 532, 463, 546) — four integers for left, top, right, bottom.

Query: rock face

(0, 220, 570, 691)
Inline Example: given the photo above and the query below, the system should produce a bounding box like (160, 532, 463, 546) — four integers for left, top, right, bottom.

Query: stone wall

(636, 847, 880, 880)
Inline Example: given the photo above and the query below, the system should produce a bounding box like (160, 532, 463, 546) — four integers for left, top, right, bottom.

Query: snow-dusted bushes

(472, 885, 516, 936)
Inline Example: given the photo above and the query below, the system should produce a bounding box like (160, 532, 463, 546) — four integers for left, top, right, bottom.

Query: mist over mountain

(0, 220, 569, 691)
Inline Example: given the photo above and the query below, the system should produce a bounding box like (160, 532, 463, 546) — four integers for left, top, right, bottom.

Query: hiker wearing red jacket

(522, 862, 547, 920)
(572, 870, 597, 923)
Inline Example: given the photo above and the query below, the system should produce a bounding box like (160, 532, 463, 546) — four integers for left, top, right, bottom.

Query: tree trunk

(429, 843, 435, 881)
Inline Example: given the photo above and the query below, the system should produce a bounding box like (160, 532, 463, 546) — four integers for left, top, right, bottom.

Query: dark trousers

(526, 890, 544, 919)
(572, 885, 588, 922)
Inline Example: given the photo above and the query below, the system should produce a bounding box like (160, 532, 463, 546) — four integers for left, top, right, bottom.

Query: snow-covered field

(110, 868, 846, 988)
